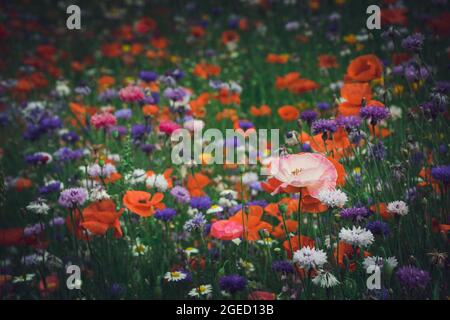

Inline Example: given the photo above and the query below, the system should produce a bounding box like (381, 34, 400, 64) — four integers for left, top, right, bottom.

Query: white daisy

(188, 284, 213, 298)
(339, 226, 374, 247)
(184, 247, 199, 258)
(206, 204, 224, 215)
(257, 237, 277, 247)
(293, 246, 328, 269)
(131, 239, 149, 257)
(164, 271, 187, 282)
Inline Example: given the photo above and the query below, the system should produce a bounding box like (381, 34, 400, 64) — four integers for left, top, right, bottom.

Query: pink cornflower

(119, 85, 144, 103)
(90, 112, 117, 129)
(159, 120, 181, 135)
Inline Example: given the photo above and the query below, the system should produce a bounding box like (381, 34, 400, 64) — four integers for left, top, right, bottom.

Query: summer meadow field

(0, 0, 449, 300)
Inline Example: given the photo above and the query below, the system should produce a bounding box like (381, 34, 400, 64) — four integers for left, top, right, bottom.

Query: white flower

(26, 199, 50, 215)
(146, 174, 168, 192)
(125, 169, 147, 185)
(218, 190, 238, 208)
(131, 239, 149, 257)
(318, 189, 348, 208)
(339, 226, 374, 247)
(389, 105, 402, 120)
(257, 237, 277, 247)
(363, 256, 398, 271)
(188, 284, 212, 298)
(293, 246, 327, 269)
(55, 80, 71, 97)
(242, 172, 258, 185)
(312, 270, 340, 288)
(238, 259, 255, 273)
(184, 247, 199, 258)
(206, 204, 223, 214)
(164, 271, 187, 282)
(387, 200, 408, 216)
(89, 186, 110, 201)
(12, 273, 36, 283)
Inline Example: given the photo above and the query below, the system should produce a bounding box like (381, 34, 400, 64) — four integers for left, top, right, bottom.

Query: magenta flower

(119, 85, 145, 103)
(90, 112, 117, 130)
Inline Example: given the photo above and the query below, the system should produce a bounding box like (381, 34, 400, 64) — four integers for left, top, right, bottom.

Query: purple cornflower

(401, 33, 425, 52)
(311, 119, 337, 138)
(190, 196, 212, 211)
(419, 101, 444, 119)
(25, 152, 52, 166)
(58, 187, 88, 208)
(316, 102, 331, 111)
(114, 108, 132, 120)
(431, 165, 450, 185)
(24, 223, 45, 237)
(272, 260, 294, 273)
(238, 120, 254, 131)
(61, 131, 79, 144)
(170, 186, 191, 204)
(140, 143, 156, 154)
(396, 266, 430, 290)
(300, 110, 318, 125)
(163, 87, 187, 102)
(366, 220, 390, 237)
(154, 208, 177, 222)
(49, 216, 65, 227)
(336, 115, 362, 131)
(131, 124, 150, 140)
(39, 181, 62, 195)
(368, 141, 386, 160)
(184, 213, 207, 231)
(139, 70, 158, 82)
(110, 283, 125, 298)
(340, 207, 371, 222)
(98, 89, 118, 102)
(360, 106, 390, 125)
(219, 275, 247, 294)
(54, 147, 83, 162)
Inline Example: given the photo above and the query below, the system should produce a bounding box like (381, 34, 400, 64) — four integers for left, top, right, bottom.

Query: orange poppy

(338, 82, 373, 116)
(221, 30, 239, 45)
(228, 206, 273, 241)
(344, 54, 383, 82)
(334, 241, 370, 272)
(370, 203, 392, 221)
(277, 105, 299, 122)
(187, 173, 211, 196)
(272, 219, 298, 239)
(122, 191, 165, 217)
(193, 63, 221, 79)
(318, 54, 338, 69)
(266, 53, 289, 64)
(80, 200, 124, 237)
(151, 37, 168, 49)
(288, 78, 319, 94)
(283, 235, 315, 259)
(381, 8, 408, 26)
(191, 26, 206, 38)
(250, 105, 272, 117)
(275, 72, 301, 89)
(142, 104, 159, 117)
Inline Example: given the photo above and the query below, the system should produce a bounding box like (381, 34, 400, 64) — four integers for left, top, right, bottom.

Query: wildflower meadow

(0, 0, 449, 302)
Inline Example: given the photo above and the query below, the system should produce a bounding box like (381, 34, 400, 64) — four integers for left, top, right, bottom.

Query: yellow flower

(393, 84, 404, 95)
(122, 44, 130, 53)
(343, 34, 357, 45)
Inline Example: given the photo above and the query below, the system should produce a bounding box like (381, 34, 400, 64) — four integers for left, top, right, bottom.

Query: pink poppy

(210, 220, 244, 241)
(268, 153, 338, 198)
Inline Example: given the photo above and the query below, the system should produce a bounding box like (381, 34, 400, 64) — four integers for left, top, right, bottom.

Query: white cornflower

(387, 200, 408, 216)
(89, 186, 110, 202)
(188, 284, 213, 298)
(293, 246, 327, 270)
(218, 189, 238, 208)
(146, 174, 168, 192)
(339, 226, 374, 247)
(55, 80, 71, 97)
(363, 256, 398, 271)
(318, 189, 348, 208)
(242, 172, 258, 185)
(125, 169, 147, 185)
(26, 199, 50, 215)
(164, 270, 187, 282)
(312, 270, 340, 288)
